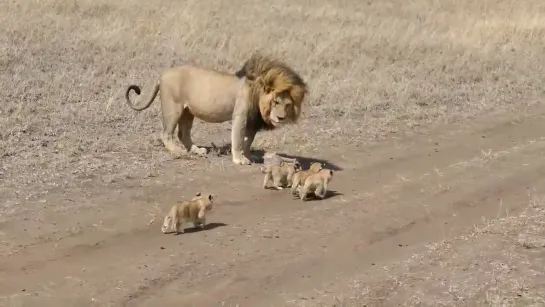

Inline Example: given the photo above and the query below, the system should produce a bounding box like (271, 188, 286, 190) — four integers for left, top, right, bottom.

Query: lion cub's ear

(208, 194, 213, 201)
(195, 192, 201, 197)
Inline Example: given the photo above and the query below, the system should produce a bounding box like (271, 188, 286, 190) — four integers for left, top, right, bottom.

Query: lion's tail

(125, 80, 160, 111)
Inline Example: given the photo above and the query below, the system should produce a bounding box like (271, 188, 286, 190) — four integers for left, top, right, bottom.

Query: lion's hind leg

(263, 172, 272, 189)
(300, 180, 313, 201)
(273, 173, 284, 190)
(160, 96, 186, 158)
(291, 175, 299, 195)
(315, 185, 326, 199)
(178, 107, 208, 157)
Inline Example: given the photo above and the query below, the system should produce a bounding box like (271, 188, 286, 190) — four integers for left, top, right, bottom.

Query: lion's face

(293, 161, 302, 172)
(202, 194, 214, 212)
(161, 215, 173, 233)
(268, 92, 296, 127)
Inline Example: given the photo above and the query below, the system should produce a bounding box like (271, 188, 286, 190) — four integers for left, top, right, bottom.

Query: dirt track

(1, 105, 545, 306)
(2, 0, 545, 305)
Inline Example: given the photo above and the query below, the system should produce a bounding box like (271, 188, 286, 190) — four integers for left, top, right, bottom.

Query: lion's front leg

(243, 128, 258, 162)
(286, 172, 295, 188)
(231, 114, 252, 165)
(195, 217, 206, 229)
(231, 88, 253, 165)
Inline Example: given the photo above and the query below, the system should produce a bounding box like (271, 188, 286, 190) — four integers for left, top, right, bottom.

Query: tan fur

(299, 168, 334, 201)
(125, 53, 308, 166)
(261, 160, 302, 190)
(263, 151, 298, 167)
(161, 192, 214, 234)
(291, 162, 324, 195)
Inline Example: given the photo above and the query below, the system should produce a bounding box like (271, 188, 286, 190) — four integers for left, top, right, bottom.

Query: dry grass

(337, 194, 545, 306)
(1, 0, 544, 218)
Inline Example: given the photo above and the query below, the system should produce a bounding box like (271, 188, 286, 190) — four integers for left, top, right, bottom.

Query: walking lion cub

(161, 192, 214, 234)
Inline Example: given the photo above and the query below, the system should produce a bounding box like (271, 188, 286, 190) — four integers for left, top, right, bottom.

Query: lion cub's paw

(190, 145, 208, 157)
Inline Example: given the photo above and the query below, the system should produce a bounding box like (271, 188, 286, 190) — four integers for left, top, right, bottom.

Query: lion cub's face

(293, 160, 303, 172)
(269, 92, 295, 127)
(161, 212, 175, 234)
(199, 193, 214, 214)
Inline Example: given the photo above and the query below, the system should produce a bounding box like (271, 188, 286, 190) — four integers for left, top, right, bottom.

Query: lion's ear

(195, 192, 201, 197)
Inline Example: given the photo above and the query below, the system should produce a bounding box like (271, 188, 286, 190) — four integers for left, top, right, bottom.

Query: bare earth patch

(1, 0, 545, 306)
(326, 197, 545, 306)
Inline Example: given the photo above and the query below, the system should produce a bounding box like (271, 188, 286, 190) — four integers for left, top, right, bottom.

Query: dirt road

(2, 106, 545, 306)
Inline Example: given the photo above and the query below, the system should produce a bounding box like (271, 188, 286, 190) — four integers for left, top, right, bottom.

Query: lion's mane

(236, 54, 308, 132)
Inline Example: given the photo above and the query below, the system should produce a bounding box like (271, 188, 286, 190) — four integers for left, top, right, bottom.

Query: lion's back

(160, 65, 242, 122)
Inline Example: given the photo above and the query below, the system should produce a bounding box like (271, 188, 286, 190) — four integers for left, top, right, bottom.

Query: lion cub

(290, 162, 324, 195)
(161, 192, 214, 234)
(300, 168, 334, 201)
(261, 159, 302, 190)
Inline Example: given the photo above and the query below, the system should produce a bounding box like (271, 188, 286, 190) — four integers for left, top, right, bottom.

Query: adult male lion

(125, 54, 307, 165)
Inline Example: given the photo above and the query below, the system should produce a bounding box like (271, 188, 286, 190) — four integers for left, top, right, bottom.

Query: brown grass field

(1, 0, 545, 306)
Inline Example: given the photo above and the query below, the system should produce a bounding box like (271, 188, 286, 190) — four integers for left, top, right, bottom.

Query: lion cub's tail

(125, 80, 160, 111)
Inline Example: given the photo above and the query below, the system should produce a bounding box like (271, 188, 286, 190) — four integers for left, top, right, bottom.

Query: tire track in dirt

(127, 131, 545, 306)
(121, 109, 542, 303)
(285, 163, 545, 306)
(1, 107, 545, 306)
(116, 111, 545, 306)
(1, 107, 541, 262)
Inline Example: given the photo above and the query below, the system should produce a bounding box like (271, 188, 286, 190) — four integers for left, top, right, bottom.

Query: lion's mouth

(270, 118, 284, 125)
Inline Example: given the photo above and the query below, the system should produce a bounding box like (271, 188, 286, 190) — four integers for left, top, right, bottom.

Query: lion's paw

(170, 149, 187, 159)
(232, 155, 252, 165)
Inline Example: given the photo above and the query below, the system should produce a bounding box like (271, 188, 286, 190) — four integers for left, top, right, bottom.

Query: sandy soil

(1, 0, 545, 306)
(2, 107, 545, 306)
